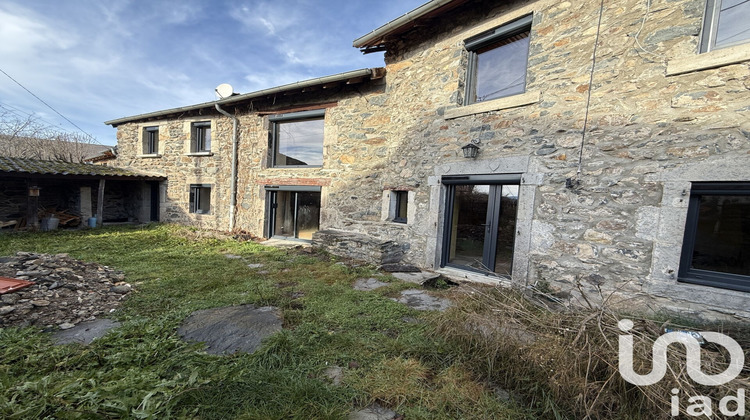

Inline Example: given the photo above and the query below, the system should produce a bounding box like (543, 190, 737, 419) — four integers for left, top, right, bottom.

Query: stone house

(106, 0, 750, 320)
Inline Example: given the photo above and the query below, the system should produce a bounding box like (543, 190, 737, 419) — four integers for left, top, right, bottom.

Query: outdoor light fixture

(28, 186, 40, 197)
(461, 142, 480, 159)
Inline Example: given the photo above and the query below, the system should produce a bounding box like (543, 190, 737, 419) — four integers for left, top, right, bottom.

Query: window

(189, 184, 211, 214)
(465, 14, 532, 104)
(391, 191, 408, 223)
(191, 122, 211, 153)
(143, 126, 159, 155)
(679, 182, 750, 292)
(270, 109, 325, 167)
(441, 174, 520, 276)
(266, 186, 321, 240)
(701, 0, 750, 53)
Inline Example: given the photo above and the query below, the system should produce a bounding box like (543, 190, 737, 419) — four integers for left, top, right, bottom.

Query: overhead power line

(0, 67, 101, 144)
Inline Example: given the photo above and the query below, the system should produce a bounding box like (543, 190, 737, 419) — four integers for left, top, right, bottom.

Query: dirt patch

(0, 252, 132, 330)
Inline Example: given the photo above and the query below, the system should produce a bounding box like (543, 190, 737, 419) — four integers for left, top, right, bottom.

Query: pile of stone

(0, 252, 132, 330)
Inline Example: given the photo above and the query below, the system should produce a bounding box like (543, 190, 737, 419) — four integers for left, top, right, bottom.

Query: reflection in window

(701, 0, 750, 52)
(143, 126, 158, 155)
(393, 191, 408, 223)
(273, 117, 324, 167)
(679, 183, 750, 292)
(465, 15, 532, 104)
(268, 190, 321, 240)
(191, 122, 211, 153)
(189, 184, 211, 214)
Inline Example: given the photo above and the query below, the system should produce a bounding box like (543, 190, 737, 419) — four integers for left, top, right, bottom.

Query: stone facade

(110, 0, 750, 320)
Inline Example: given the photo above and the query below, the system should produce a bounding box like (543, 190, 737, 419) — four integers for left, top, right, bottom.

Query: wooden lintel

(346, 76, 366, 85)
(257, 102, 338, 116)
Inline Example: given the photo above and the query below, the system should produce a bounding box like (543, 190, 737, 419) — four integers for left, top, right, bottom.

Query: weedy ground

(3, 224, 746, 419)
(0, 224, 532, 419)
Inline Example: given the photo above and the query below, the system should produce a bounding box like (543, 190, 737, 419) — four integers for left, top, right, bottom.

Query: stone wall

(112, 0, 750, 320)
(347, 0, 749, 320)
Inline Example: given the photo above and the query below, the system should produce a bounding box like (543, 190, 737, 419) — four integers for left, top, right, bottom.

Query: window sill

(666, 44, 750, 76)
(271, 165, 323, 169)
(186, 152, 213, 157)
(138, 154, 162, 159)
(444, 91, 540, 120)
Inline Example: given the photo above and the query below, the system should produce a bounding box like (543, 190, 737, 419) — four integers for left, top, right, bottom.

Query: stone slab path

(177, 304, 282, 355)
(53, 318, 121, 345)
(353, 277, 390, 291)
(392, 289, 452, 311)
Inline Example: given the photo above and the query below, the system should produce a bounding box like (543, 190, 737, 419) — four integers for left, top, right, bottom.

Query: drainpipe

(215, 104, 238, 231)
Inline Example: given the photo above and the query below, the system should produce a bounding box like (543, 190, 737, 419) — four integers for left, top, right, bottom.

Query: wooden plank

(257, 102, 338, 116)
(97, 178, 105, 228)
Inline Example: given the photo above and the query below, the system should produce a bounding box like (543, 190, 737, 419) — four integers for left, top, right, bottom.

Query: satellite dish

(215, 83, 234, 99)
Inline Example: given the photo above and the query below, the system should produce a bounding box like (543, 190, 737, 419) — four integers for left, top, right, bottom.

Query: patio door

(441, 174, 520, 276)
(266, 186, 321, 240)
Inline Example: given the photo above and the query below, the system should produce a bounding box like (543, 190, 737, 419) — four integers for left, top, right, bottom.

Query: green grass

(0, 224, 533, 419)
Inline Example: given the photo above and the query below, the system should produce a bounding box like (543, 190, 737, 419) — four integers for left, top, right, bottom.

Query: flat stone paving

(392, 289, 452, 312)
(353, 277, 390, 291)
(53, 318, 121, 345)
(177, 304, 282, 355)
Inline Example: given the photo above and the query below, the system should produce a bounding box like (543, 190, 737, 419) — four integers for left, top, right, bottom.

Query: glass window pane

(449, 185, 489, 269)
(296, 192, 321, 240)
(202, 127, 211, 151)
(274, 191, 295, 237)
(494, 185, 519, 274)
(715, 0, 750, 49)
(396, 191, 408, 220)
(198, 187, 210, 213)
(475, 31, 530, 102)
(691, 194, 750, 276)
(275, 119, 324, 166)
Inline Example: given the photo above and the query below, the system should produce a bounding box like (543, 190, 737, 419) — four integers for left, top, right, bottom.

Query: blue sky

(0, 0, 426, 146)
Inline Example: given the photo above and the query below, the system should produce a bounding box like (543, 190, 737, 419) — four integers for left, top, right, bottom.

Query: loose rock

(0, 252, 132, 328)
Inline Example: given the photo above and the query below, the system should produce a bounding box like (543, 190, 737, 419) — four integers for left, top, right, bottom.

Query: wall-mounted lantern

(28, 186, 40, 197)
(461, 142, 480, 159)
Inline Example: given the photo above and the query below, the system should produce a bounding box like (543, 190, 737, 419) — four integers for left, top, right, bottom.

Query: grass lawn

(0, 224, 533, 419)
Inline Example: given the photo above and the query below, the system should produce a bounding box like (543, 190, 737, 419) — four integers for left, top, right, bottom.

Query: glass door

(268, 189, 321, 240)
(441, 176, 519, 276)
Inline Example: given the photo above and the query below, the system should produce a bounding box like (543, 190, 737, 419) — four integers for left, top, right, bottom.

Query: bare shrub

(436, 285, 749, 419)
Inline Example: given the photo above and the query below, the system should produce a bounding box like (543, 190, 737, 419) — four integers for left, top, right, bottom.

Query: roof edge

(105, 68, 383, 126)
(353, 0, 455, 49)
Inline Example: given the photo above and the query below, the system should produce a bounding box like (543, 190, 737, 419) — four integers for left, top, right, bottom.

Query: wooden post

(97, 178, 105, 228)
(27, 180, 39, 230)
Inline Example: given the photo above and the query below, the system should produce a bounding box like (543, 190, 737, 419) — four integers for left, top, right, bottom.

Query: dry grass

(435, 284, 750, 419)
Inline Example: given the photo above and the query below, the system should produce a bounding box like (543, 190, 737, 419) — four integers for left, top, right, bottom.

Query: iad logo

(618, 319, 746, 417)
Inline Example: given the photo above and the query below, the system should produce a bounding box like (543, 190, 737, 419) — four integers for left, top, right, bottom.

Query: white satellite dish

(215, 83, 234, 99)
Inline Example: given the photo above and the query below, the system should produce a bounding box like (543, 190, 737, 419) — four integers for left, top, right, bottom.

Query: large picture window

(266, 186, 321, 241)
(464, 15, 532, 104)
(441, 174, 520, 276)
(679, 182, 750, 292)
(270, 109, 325, 167)
(701, 0, 750, 53)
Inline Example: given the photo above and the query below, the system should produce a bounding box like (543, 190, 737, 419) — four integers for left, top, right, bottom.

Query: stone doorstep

(390, 271, 440, 285)
(436, 266, 512, 287)
(260, 238, 312, 249)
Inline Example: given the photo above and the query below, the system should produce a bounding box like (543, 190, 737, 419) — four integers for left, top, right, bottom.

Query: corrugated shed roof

(0, 156, 164, 180)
